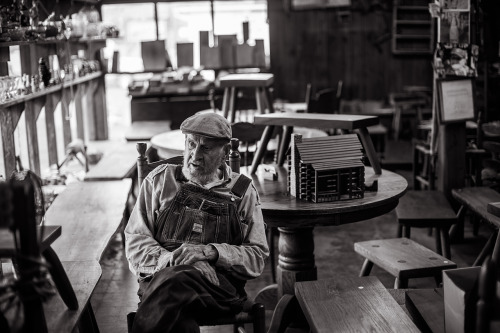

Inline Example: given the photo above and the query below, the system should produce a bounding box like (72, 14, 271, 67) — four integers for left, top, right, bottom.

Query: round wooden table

(249, 165, 407, 291)
(247, 165, 407, 330)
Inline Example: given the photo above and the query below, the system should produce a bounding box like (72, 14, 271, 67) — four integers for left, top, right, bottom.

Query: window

(102, 1, 269, 71)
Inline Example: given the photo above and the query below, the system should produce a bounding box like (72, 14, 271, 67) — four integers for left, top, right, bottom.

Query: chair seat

(354, 238, 457, 280)
(396, 190, 456, 227)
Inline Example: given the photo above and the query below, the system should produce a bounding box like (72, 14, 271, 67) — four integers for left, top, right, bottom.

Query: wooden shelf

(396, 20, 432, 25)
(394, 34, 432, 40)
(397, 6, 428, 10)
(392, 0, 434, 56)
(0, 37, 110, 48)
(0, 71, 103, 108)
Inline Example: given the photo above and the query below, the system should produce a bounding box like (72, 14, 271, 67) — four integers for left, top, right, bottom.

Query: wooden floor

(88, 141, 491, 332)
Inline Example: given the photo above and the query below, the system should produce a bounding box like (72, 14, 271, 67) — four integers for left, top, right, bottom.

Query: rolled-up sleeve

(124, 169, 172, 278)
(211, 183, 269, 280)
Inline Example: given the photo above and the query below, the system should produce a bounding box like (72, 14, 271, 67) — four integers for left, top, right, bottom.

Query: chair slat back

(136, 142, 183, 187)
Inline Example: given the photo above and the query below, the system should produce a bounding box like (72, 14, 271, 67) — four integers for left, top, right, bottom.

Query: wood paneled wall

(268, 0, 434, 102)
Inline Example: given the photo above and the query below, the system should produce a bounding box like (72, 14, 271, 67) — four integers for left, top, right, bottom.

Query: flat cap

(180, 112, 232, 140)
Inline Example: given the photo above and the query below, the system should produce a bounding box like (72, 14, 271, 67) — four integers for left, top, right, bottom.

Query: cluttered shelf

(0, 36, 112, 47)
(0, 71, 102, 108)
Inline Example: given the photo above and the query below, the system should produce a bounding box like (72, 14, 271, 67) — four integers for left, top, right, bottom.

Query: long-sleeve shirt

(125, 163, 269, 281)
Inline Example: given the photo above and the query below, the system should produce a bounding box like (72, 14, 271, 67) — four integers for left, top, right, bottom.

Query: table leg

(222, 88, 230, 119)
(277, 227, 317, 297)
(355, 127, 382, 175)
(255, 226, 316, 331)
(229, 87, 237, 123)
(250, 125, 275, 175)
(277, 126, 293, 166)
(255, 87, 265, 114)
(264, 87, 275, 113)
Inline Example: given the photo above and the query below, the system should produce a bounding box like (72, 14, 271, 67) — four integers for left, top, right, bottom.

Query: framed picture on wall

(437, 77, 475, 123)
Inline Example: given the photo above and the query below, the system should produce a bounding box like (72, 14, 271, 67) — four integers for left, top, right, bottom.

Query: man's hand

(170, 243, 205, 266)
(192, 260, 220, 286)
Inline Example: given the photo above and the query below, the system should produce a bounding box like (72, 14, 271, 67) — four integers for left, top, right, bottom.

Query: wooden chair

(396, 190, 461, 259)
(307, 80, 343, 115)
(476, 255, 500, 333)
(128, 142, 266, 333)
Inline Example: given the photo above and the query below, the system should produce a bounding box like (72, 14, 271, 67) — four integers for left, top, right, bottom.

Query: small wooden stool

(354, 238, 457, 289)
(396, 190, 458, 259)
(219, 73, 274, 123)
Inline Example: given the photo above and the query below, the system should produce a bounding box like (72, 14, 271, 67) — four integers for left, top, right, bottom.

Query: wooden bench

(354, 238, 457, 288)
(451, 187, 500, 266)
(84, 141, 141, 181)
(41, 179, 132, 332)
(44, 179, 132, 262)
(295, 276, 421, 332)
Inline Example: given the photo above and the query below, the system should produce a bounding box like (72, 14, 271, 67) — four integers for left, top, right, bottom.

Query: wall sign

(437, 78, 475, 123)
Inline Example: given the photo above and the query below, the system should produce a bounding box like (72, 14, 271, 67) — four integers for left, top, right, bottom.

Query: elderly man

(125, 112, 269, 333)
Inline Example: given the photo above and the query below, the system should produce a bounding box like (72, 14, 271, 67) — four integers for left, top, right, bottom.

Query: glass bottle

(449, 13, 459, 44)
(19, 0, 29, 27)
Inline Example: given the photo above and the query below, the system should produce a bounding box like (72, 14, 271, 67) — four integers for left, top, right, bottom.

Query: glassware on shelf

(62, 15, 72, 40)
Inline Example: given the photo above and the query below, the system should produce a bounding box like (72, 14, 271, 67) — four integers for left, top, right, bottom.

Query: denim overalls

(154, 165, 251, 253)
(132, 165, 252, 333)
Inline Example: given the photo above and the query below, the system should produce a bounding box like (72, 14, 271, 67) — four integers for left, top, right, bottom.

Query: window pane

(157, 2, 212, 68)
(102, 3, 157, 72)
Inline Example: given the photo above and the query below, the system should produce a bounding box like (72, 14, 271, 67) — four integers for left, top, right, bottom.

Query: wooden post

(85, 79, 98, 140)
(25, 98, 45, 175)
(61, 88, 72, 148)
(438, 122, 466, 200)
(0, 46, 10, 75)
(45, 91, 61, 167)
(93, 75, 108, 140)
(229, 138, 240, 173)
(74, 84, 85, 141)
(0, 105, 24, 177)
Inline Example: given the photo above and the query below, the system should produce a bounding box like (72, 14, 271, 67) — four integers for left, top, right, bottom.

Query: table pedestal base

(255, 227, 317, 331)
(277, 227, 317, 296)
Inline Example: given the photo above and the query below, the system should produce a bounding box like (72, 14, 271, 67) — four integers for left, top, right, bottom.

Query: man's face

(183, 134, 228, 184)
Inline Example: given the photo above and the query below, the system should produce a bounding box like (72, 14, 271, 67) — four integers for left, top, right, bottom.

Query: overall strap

(174, 165, 187, 182)
(229, 174, 252, 199)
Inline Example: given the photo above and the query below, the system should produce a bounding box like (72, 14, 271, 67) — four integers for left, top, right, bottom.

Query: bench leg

(434, 227, 443, 256)
(397, 225, 403, 238)
(78, 302, 100, 333)
(434, 273, 443, 288)
(394, 277, 408, 289)
(440, 226, 452, 260)
(359, 259, 374, 277)
(42, 246, 79, 310)
(473, 230, 498, 266)
(403, 225, 411, 238)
